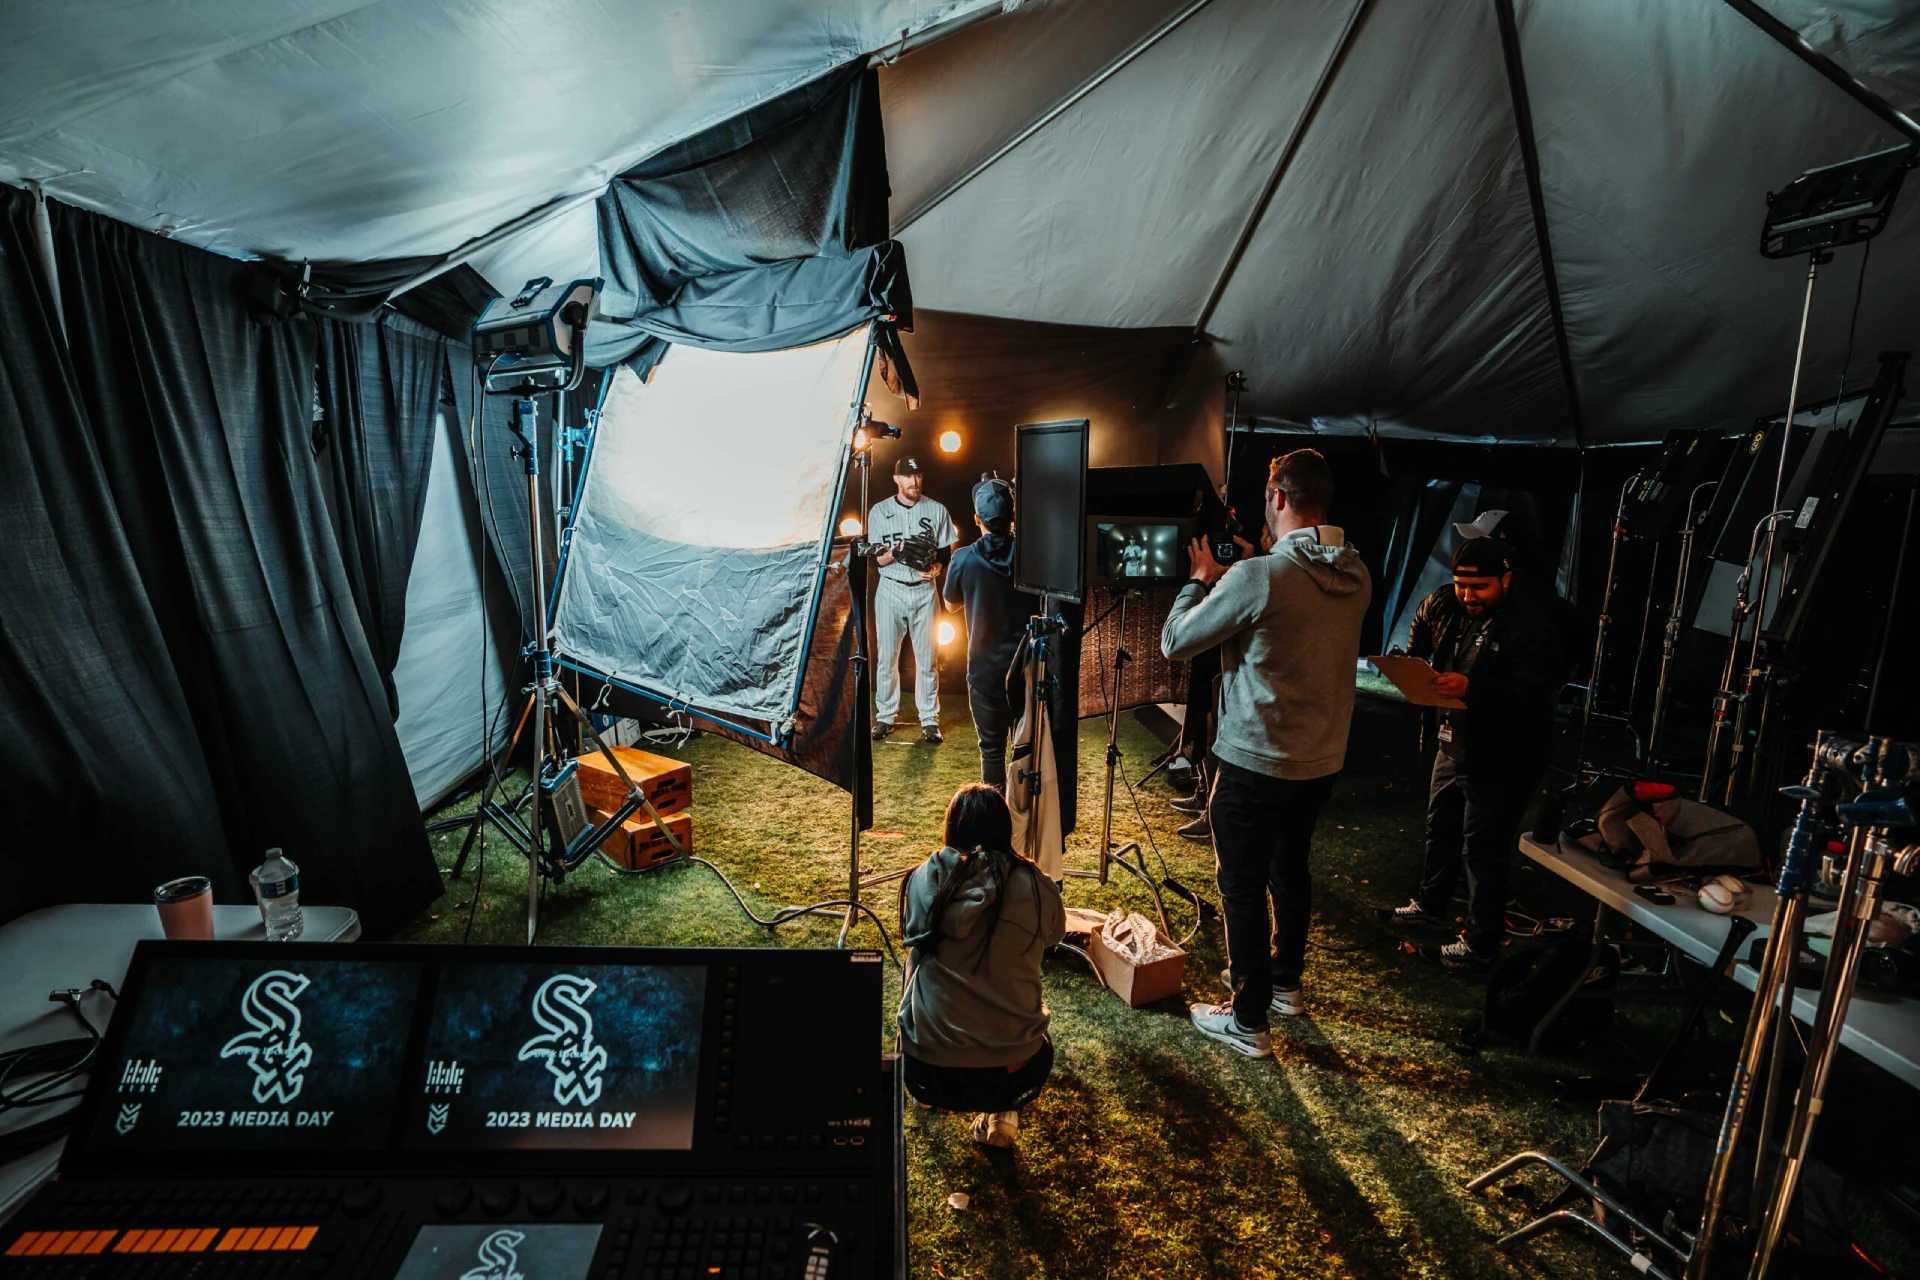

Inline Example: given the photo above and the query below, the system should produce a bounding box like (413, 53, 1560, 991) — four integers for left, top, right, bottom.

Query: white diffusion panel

(552, 329, 870, 728)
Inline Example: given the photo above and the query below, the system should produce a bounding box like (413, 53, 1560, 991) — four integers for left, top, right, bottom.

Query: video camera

(1195, 494, 1248, 566)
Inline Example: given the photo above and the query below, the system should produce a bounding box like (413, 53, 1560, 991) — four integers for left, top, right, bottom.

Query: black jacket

(943, 534, 1025, 697)
(1407, 585, 1563, 774)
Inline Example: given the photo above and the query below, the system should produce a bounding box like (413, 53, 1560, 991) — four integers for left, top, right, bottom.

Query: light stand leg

(1685, 735, 1839, 1279)
(1099, 591, 1130, 882)
(519, 397, 549, 945)
(1646, 482, 1715, 777)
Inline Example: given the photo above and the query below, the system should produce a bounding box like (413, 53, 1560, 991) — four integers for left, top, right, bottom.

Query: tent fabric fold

(590, 60, 913, 369)
(8, 191, 442, 936)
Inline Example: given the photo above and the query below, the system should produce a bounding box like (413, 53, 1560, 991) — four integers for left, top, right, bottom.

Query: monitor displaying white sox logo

(459, 1229, 525, 1280)
(221, 970, 313, 1103)
(517, 974, 607, 1107)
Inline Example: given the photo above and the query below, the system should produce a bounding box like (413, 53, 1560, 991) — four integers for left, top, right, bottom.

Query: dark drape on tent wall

(0, 187, 240, 922)
(315, 315, 445, 717)
(22, 194, 441, 937)
(590, 61, 914, 371)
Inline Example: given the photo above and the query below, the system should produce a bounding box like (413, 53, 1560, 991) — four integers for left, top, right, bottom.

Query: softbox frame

(550, 326, 875, 741)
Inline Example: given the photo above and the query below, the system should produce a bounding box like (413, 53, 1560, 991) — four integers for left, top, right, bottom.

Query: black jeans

(1210, 760, 1338, 1029)
(968, 686, 1014, 787)
(1418, 752, 1541, 955)
(902, 1037, 1054, 1113)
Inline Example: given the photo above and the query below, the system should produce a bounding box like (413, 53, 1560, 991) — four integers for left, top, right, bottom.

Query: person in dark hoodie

(1387, 536, 1564, 968)
(1162, 449, 1371, 1058)
(897, 784, 1066, 1148)
(943, 476, 1026, 787)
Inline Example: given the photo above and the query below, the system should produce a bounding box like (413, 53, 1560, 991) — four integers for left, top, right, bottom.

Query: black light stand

(1061, 588, 1174, 936)
(1643, 480, 1718, 776)
(835, 409, 905, 947)
(449, 280, 687, 943)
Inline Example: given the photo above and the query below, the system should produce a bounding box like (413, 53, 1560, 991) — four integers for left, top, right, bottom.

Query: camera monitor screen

(89, 957, 423, 1152)
(1096, 522, 1181, 581)
(405, 962, 706, 1151)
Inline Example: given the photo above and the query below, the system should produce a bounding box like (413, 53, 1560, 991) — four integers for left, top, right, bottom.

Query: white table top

(1519, 834, 1920, 1089)
(0, 903, 360, 1225)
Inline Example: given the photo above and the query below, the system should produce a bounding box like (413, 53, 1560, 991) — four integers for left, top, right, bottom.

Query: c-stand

(1062, 588, 1174, 935)
(450, 282, 686, 943)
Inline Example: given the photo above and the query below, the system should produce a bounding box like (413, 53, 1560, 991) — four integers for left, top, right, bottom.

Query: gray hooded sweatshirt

(896, 847, 1066, 1069)
(1161, 526, 1372, 780)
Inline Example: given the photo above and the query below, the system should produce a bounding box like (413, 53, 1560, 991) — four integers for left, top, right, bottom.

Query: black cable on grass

(1308, 933, 1400, 954)
(675, 855, 903, 969)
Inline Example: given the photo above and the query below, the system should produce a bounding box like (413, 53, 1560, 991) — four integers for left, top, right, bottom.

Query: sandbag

(1580, 783, 1762, 881)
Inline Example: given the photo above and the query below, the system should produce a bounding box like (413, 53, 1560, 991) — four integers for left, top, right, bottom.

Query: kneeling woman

(897, 784, 1066, 1148)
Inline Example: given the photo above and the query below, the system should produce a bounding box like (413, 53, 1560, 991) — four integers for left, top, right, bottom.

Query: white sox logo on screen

(458, 1229, 526, 1280)
(516, 974, 608, 1107)
(220, 971, 314, 1104)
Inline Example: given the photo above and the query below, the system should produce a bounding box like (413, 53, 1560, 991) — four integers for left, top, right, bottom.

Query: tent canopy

(2, 0, 1916, 446)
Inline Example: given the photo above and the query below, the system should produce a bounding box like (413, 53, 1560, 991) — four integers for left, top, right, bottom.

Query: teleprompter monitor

(1014, 419, 1089, 602)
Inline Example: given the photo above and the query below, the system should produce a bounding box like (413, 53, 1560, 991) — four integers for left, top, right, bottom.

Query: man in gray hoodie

(1161, 449, 1371, 1057)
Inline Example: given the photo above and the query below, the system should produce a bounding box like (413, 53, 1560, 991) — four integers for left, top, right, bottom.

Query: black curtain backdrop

(0, 188, 243, 921)
(20, 194, 440, 936)
(316, 315, 444, 717)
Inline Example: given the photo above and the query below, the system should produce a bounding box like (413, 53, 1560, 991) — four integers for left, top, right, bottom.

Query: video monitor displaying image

(405, 962, 706, 1152)
(1096, 522, 1181, 581)
(90, 957, 423, 1152)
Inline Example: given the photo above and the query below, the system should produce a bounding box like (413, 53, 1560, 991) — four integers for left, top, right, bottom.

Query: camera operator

(1387, 537, 1564, 969)
(870, 457, 958, 743)
(1161, 450, 1371, 1058)
(943, 476, 1024, 786)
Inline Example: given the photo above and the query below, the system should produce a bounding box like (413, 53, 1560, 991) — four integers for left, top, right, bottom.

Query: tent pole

(891, 0, 1223, 234)
(1191, 0, 1375, 338)
(1718, 0, 1920, 144)
(1493, 0, 1585, 449)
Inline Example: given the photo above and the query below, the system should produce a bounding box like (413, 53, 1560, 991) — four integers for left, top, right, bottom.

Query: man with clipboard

(1384, 537, 1563, 969)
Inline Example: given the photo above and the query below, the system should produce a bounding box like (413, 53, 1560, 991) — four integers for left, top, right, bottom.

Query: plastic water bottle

(256, 848, 304, 941)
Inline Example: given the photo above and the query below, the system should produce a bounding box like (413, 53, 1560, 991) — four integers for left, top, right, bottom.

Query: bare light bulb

(937, 620, 957, 646)
(839, 516, 862, 536)
(938, 430, 962, 454)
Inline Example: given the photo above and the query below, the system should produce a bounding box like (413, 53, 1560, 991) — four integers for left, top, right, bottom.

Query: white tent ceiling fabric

(884, 0, 1919, 444)
(1, 0, 1916, 445)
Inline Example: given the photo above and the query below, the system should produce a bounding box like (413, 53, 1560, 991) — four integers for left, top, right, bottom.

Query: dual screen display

(92, 958, 706, 1155)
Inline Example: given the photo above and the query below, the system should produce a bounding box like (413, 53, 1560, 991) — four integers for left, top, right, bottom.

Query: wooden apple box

(1088, 919, 1188, 1007)
(574, 746, 691, 819)
(591, 807, 691, 871)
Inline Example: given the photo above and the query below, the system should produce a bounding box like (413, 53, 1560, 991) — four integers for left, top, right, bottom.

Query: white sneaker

(1218, 969, 1307, 1017)
(1189, 1003, 1272, 1057)
(970, 1110, 1018, 1147)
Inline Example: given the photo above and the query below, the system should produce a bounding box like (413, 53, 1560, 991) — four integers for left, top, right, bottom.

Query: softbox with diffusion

(551, 327, 872, 737)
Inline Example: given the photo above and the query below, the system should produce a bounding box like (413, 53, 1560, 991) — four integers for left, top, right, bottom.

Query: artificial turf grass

(397, 690, 1919, 1278)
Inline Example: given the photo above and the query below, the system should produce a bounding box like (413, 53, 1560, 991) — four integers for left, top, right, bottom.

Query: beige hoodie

(1161, 526, 1372, 780)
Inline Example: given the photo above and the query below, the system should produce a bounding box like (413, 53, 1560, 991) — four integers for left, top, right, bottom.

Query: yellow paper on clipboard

(1367, 656, 1467, 709)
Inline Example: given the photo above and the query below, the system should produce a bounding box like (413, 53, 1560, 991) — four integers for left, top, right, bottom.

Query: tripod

(449, 394, 686, 943)
(1063, 588, 1173, 935)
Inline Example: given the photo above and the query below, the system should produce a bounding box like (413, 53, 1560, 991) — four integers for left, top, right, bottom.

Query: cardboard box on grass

(1088, 918, 1187, 1007)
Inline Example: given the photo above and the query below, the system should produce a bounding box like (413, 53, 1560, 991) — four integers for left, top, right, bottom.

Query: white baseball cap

(1453, 509, 1510, 541)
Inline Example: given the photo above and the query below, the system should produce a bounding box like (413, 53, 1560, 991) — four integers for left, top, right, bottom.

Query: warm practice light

(938, 430, 962, 454)
(839, 515, 862, 536)
(938, 620, 956, 646)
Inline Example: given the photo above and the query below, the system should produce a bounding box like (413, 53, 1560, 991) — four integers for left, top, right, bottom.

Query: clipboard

(1367, 656, 1467, 709)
